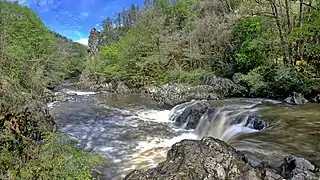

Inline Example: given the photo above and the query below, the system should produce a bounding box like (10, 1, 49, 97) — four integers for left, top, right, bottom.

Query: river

(48, 84, 320, 180)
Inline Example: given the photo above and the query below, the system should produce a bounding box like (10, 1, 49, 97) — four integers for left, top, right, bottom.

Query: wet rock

(171, 101, 210, 129)
(311, 94, 320, 103)
(125, 138, 319, 180)
(125, 137, 263, 180)
(245, 115, 269, 131)
(280, 156, 316, 180)
(284, 92, 308, 105)
(150, 83, 220, 108)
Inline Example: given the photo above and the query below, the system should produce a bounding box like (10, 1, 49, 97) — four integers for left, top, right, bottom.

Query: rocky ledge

(145, 76, 247, 108)
(125, 137, 319, 180)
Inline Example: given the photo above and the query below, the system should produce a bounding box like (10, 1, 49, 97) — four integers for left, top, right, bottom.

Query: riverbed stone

(171, 101, 210, 129)
(244, 115, 269, 131)
(284, 92, 308, 105)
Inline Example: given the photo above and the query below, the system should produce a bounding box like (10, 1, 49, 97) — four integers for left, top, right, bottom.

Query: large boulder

(171, 101, 210, 130)
(244, 115, 269, 131)
(125, 137, 271, 180)
(125, 137, 319, 180)
(284, 92, 308, 105)
(149, 83, 220, 108)
(280, 156, 318, 180)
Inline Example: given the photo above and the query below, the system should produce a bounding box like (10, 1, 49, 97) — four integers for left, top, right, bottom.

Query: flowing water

(48, 84, 320, 179)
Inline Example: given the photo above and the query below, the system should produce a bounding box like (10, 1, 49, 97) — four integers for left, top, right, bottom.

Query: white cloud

(75, 38, 88, 46)
(81, 12, 89, 17)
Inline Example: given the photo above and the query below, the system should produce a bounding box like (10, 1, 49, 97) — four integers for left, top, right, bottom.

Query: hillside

(83, 0, 320, 100)
(0, 1, 102, 179)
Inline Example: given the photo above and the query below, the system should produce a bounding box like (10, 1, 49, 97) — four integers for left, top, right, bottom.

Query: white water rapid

(49, 87, 282, 179)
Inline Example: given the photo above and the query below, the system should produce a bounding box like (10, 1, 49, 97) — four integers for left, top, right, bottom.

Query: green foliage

(0, 133, 104, 180)
(19, 133, 104, 180)
(234, 16, 275, 72)
(0, 1, 86, 92)
(239, 64, 320, 98)
(164, 69, 215, 85)
(0, 2, 101, 180)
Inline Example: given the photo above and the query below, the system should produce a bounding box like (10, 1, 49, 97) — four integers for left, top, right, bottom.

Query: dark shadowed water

(48, 85, 320, 179)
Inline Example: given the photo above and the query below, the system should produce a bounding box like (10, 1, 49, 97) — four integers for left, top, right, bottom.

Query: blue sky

(9, 0, 145, 45)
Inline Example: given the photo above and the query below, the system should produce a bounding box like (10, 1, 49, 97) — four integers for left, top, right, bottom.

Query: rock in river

(125, 137, 319, 180)
(149, 83, 220, 108)
(284, 92, 308, 105)
(244, 115, 269, 131)
(171, 101, 210, 130)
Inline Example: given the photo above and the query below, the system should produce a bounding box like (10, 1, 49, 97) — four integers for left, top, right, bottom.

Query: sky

(9, 0, 145, 45)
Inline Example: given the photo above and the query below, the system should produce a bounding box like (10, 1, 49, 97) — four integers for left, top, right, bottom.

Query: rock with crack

(124, 137, 319, 180)
(125, 137, 263, 180)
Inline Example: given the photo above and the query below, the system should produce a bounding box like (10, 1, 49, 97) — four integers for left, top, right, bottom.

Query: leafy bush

(19, 133, 104, 180)
(234, 16, 276, 73)
(239, 64, 320, 98)
(164, 69, 215, 85)
(0, 133, 104, 180)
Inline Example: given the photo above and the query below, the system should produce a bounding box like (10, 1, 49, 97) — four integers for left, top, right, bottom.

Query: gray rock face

(171, 101, 210, 129)
(150, 83, 220, 108)
(148, 75, 247, 108)
(124, 137, 319, 180)
(87, 28, 101, 54)
(284, 92, 308, 105)
(125, 137, 262, 180)
(280, 156, 318, 180)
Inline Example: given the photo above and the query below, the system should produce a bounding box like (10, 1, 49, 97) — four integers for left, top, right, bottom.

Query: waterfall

(168, 100, 269, 143)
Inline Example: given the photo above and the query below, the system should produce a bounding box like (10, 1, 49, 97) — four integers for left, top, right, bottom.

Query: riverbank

(76, 71, 320, 108)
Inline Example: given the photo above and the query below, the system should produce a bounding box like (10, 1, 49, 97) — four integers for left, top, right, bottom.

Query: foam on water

(57, 90, 99, 96)
(134, 109, 171, 122)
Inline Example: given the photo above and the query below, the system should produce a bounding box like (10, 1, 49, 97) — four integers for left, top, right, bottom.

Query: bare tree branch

(302, 2, 320, 10)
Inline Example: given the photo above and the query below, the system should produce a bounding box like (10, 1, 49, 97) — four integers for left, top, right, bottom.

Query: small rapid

(48, 86, 320, 179)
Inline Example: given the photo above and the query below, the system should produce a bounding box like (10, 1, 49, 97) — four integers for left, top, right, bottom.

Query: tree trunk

(284, 0, 294, 68)
(294, 0, 304, 66)
(269, 0, 287, 65)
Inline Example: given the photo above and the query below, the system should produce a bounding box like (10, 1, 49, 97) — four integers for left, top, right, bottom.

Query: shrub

(239, 64, 320, 98)
(0, 133, 104, 180)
